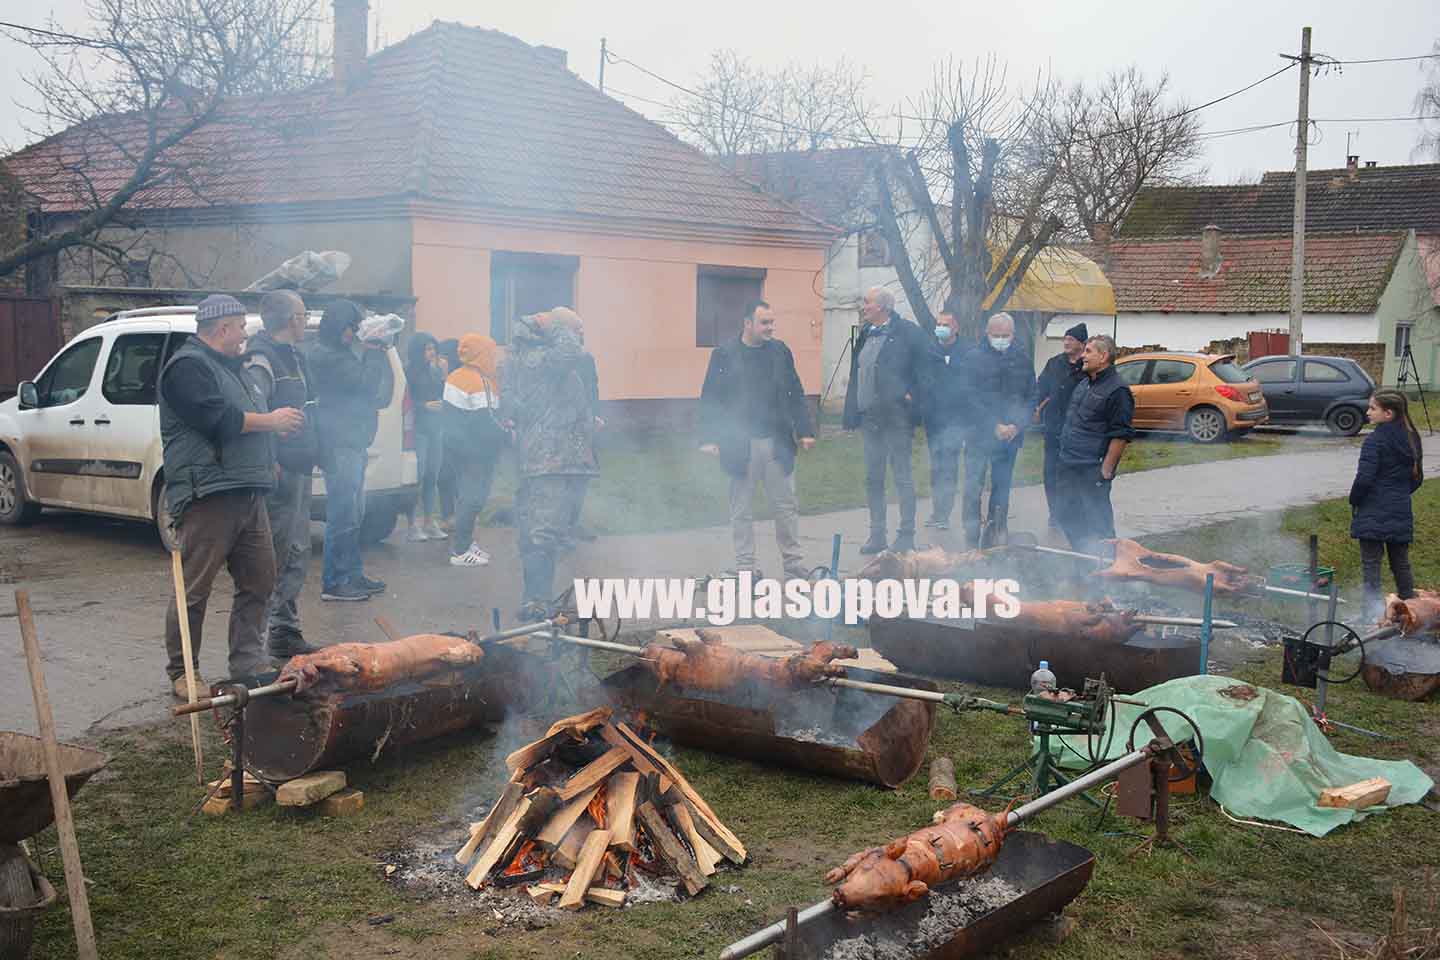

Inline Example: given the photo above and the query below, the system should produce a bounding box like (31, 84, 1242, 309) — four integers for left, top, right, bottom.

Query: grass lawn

(475, 424, 1352, 537)
(25, 486, 1437, 960)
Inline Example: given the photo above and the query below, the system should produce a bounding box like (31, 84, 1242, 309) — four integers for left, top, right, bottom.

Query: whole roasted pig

(825, 802, 1010, 912)
(1384, 590, 1440, 637)
(642, 631, 857, 692)
(857, 546, 985, 580)
(1097, 538, 1255, 596)
(963, 583, 1143, 643)
(279, 634, 484, 694)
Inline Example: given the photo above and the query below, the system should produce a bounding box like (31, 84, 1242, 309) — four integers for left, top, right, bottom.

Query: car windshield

(1209, 360, 1250, 383)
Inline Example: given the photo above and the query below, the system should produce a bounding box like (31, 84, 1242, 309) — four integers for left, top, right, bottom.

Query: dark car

(1240, 355, 1375, 435)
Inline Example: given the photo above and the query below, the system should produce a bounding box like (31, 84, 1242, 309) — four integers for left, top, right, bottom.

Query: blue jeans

(322, 446, 367, 590)
(415, 426, 443, 517)
(962, 439, 1018, 547)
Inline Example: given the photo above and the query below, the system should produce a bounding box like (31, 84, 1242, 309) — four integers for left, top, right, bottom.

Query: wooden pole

(170, 548, 205, 784)
(15, 589, 100, 960)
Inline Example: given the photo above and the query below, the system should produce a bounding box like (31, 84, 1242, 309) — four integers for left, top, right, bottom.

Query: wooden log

(1318, 777, 1392, 809)
(614, 722, 747, 864)
(670, 803, 720, 876)
(203, 789, 271, 815)
(319, 788, 364, 816)
(553, 817, 592, 870)
(514, 787, 562, 836)
(605, 772, 640, 851)
(466, 795, 532, 889)
(557, 746, 631, 801)
(208, 772, 262, 799)
(536, 785, 601, 847)
(559, 830, 612, 910)
(929, 757, 958, 801)
(505, 707, 613, 773)
(683, 798, 745, 866)
(597, 724, 672, 793)
(637, 801, 708, 896)
(277, 770, 347, 807)
(585, 886, 626, 908)
(456, 781, 524, 865)
(528, 883, 561, 906)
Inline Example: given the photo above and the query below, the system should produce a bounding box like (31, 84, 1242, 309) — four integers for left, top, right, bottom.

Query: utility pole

(599, 37, 607, 93)
(1286, 26, 1312, 355)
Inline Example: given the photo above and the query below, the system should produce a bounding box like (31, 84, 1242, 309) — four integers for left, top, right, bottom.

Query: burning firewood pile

(455, 707, 745, 910)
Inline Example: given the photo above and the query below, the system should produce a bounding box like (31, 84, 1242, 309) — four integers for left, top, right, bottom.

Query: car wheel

(360, 503, 399, 545)
(1327, 406, 1364, 437)
(1185, 406, 1227, 444)
(152, 479, 180, 552)
(0, 451, 42, 525)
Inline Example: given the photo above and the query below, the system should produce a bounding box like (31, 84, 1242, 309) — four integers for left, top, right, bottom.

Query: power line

(1331, 53, 1440, 64)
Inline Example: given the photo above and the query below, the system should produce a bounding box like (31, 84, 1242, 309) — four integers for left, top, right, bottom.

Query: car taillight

(1214, 385, 1244, 402)
(401, 392, 416, 451)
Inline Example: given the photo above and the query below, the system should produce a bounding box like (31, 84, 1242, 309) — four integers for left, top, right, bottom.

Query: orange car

(1113, 352, 1268, 443)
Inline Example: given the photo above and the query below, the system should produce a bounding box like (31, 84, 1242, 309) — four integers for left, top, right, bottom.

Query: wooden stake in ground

(929, 757, 958, 801)
(15, 589, 100, 960)
(169, 547, 204, 784)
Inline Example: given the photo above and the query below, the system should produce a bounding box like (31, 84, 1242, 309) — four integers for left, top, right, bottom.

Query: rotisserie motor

(1384, 590, 1440, 637)
(279, 634, 484, 694)
(825, 802, 1011, 912)
(642, 631, 858, 692)
(857, 546, 985, 580)
(1097, 538, 1255, 596)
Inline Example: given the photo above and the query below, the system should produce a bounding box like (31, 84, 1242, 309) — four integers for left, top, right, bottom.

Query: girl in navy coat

(1350, 390, 1425, 621)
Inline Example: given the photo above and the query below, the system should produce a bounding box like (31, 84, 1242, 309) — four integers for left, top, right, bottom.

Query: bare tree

(0, 0, 328, 280)
(1415, 39, 1440, 162)
(1052, 67, 1205, 240)
(668, 50, 773, 157)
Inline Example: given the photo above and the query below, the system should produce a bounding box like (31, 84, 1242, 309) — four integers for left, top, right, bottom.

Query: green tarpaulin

(1049, 675, 1433, 837)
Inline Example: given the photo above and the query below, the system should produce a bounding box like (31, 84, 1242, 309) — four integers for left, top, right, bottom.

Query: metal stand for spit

(1309, 582, 1389, 740)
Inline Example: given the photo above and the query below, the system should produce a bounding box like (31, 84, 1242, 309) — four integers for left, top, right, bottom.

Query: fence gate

(0, 295, 61, 399)
(1247, 329, 1290, 359)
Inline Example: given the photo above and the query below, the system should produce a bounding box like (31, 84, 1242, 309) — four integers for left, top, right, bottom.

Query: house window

(696, 265, 765, 347)
(1395, 323, 1413, 360)
(858, 230, 892, 268)
(489, 252, 579, 345)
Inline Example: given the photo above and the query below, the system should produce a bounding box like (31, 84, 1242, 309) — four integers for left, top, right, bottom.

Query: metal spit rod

(1027, 545, 1345, 604)
(718, 746, 1155, 960)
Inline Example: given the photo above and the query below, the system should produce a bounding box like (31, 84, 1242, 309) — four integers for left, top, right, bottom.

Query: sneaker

(924, 517, 950, 530)
(423, 520, 447, 540)
(356, 575, 387, 594)
(466, 543, 492, 563)
(450, 549, 489, 567)
(407, 524, 429, 542)
(322, 583, 371, 602)
(859, 538, 888, 555)
(890, 533, 917, 553)
(171, 674, 206, 701)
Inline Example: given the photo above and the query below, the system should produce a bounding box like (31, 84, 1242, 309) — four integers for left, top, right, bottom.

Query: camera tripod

(1396, 342, 1434, 435)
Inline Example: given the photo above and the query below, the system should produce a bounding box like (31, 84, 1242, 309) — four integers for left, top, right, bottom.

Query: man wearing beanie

(442, 333, 506, 567)
(160, 294, 305, 698)
(1034, 322, 1089, 530)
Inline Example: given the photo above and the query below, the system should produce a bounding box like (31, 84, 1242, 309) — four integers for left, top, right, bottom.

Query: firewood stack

(455, 707, 746, 909)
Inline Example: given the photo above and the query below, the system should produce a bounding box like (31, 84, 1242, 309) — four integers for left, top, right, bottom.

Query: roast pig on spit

(642, 630, 858, 692)
(964, 582, 1144, 644)
(857, 546, 986, 580)
(1384, 590, 1440, 637)
(278, 634, 484, 694)
(1097, 538, 1256, 596)
(825, 801, 1011, 912)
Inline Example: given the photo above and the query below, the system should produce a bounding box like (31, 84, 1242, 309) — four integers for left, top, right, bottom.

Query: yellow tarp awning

(981, 245, 1115, 316)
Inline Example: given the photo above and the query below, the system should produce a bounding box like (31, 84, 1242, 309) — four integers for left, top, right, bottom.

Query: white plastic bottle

(1030, 660, 1057, 694)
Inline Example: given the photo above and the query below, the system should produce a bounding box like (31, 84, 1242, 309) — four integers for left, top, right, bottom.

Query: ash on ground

(782, 725, 855, 748)
(821, 875, 1022, 960)
(386, 835, 558, 930)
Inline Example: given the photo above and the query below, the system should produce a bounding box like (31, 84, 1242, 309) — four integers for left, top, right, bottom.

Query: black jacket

(958, 341, 1035, 450)
(405, 333, 446, 435)
(1349, 420, 1424, 543)
(698, 337, 814, 478)
(1059, 365, 1136, 466)
(308, 305, 393, 454)
(924, 336, 971, 430)
(842, 311, 930, 429)
(244, 330, 317, 473)
(1036, 352, 1086, 438)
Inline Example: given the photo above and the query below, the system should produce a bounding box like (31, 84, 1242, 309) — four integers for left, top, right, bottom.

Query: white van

(0, 306, 417, 548)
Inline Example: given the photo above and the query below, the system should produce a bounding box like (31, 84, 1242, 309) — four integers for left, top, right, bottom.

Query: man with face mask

(922, 312, 969, 530)
(956, 312, 1035, 548)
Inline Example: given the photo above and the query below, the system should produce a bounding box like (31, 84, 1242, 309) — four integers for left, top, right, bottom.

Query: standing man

(500, 307, 600, 620)
(243, 290, 321, 657)
(922, 312, 969, 531)
(842, 287, 930, 555)
(161, 294, 304, 696)
(1056, 334, 1135, 554)
(307, 299, 393, 602)
(698, 299, 816, 579)
(1034, 323, 1088, 531)
(957, 312, 1034, 548)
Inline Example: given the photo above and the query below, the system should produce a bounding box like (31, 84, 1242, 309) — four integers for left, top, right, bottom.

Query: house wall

(1377, 232, 1440, 388)
(410, 217, 827, 402)
(1098, 312, 1380, 353)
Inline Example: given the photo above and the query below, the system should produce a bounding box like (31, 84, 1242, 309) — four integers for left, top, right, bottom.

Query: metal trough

(603, 664, 937, 787)
(869, 614, 1198, 694)
(0, 732, 108, 845)
(233, 644, 543, 782)
(1360, 636, 1440, 701)
(774, 832, 1095, 960)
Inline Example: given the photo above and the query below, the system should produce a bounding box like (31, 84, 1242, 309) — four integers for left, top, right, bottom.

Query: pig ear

(904, 881, 929, 901)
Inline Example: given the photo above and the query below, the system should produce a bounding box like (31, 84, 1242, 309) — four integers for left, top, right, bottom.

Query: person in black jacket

(958, 312, 1035, 548)
(436, 338, 462, 527)
(842, 287, 930, 554)
(243, 290, 321, 658)
(307, 300, 393, 602)
(1034, 323, 1088, 529)
(405, 332, 448, 541)
(1350, 389, 1425, 621)
(698, 299, 816, 578)
(1056, 335, 1135, 554)
(922, 312, 969, 531)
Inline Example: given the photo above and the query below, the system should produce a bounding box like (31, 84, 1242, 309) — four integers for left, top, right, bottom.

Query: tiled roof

(727, 147, 889, 229)
(1075, 232, 1404, 314)
(4, 22, 831, 241)
(1120, 163, 1440, 238)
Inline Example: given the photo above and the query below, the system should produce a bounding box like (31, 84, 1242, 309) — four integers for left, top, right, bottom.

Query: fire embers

(825, 803, 1011, 913)
(278, 634, 483, 694)
(1383, 590, 1440, 636)
(1097, 539, 1256, 596)
(642, 630, 857, 693)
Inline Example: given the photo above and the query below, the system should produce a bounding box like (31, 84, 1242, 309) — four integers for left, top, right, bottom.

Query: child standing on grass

(1350, 390, 1425, 622)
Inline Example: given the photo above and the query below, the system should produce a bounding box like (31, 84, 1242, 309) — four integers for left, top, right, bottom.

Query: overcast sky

(4, 0, 1438, 182)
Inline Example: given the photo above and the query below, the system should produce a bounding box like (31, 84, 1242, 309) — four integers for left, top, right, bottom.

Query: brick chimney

(1346, 154, 1359, 171)
(332, 0, 369, 93)
(1200, 224, 1222, 277)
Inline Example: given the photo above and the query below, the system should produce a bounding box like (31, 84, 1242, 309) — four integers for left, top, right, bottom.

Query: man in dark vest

(1056, 334, 1135, 554)
(244, 290, 321, 658)
(1034, 322, 1088, 530)
(160, 294, 304, 698)
(698, 299, 816, 578)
